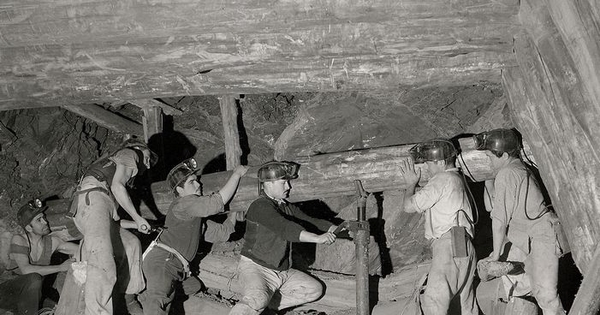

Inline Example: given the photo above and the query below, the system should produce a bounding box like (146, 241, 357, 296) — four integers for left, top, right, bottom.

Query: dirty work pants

(139, 247, 185, 315)
(503, 218, 565, 315)
(0, 273, 44, 315)
(228, 255, 323, 315)
(72, 176, 145, 315)
(421, 232, 478, 315)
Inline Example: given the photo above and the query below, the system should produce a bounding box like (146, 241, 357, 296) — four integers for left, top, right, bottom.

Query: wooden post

(219, 95, 245, 220)
(141, 105, 163, 143)
(218, 95, 242, 169)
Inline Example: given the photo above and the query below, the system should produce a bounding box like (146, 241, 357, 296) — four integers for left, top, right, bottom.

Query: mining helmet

(257, 161, 299, 182)
(474, 128, 521, 155)
(167, 158, 199, 192)
(122, 138, 159, 167)
(17, 198, 47, 228)
(409, 139, 457, 164)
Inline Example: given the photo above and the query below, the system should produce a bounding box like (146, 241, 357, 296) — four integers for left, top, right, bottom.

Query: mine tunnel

(0, 0, 599, 315)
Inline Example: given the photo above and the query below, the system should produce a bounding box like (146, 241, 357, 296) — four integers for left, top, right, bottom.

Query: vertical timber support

(142, 104, 163, 142)
(219, 95, 244, 215)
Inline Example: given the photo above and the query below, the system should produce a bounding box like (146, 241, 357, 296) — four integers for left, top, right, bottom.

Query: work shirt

(410, 168, 474, 240)
(490, 159, 546, 226)
(491, 159, 553, 253)
(241, 196, 333, 271)
(159, 193, 230, 261)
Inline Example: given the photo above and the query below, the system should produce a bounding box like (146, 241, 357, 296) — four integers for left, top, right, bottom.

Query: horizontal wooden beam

(62, 104, 143, 136)
(0, 0, 519, 109)
(143, 139, 495, 214)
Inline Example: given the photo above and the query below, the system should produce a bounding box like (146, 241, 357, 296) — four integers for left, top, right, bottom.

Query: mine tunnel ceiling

(0, 0, 520, 115)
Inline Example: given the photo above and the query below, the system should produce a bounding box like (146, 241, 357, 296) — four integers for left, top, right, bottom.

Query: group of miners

(0, 127, 567, 315)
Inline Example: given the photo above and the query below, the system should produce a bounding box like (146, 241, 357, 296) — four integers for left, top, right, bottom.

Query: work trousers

(0, 273, 43, 315)
(73, 176, 145, 315)
(139, 248, 185, 315)
(504, 217, 565, 315)
(421, 232, 478, 315)
(228, 256, 323, 315)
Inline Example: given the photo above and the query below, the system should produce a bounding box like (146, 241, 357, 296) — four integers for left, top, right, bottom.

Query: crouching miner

(0, 198, 78, 315)
(139, 158, 248, 315)
(399, 139, 479, 315)
(228, 161, 338, 315)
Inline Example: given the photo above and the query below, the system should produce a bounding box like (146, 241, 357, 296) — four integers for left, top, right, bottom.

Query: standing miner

(60, 138, 157, 315)
(139, 158, 248, 314)
(399, 139, 478, 315)
(476, 128, 565, 314)
(228, 161, 338, 315)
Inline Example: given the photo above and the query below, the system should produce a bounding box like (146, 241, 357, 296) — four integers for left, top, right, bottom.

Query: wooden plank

(0, 0, 519, 108)
(143, 141, 500, 215)
(61, 104, 143, 136)
(502, 0, 600, 272)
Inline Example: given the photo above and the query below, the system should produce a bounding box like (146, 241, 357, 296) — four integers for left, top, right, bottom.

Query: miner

(399, 139, 478, 315)
(58, 138, 157, 315)
(228, 161, 338, 315)
(139, 158, 248, 314)
(476, 128, 565, 315)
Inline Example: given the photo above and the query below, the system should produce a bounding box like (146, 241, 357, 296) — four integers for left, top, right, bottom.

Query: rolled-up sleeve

(203, 220, 235, 243)
(173, 193, 225, 220)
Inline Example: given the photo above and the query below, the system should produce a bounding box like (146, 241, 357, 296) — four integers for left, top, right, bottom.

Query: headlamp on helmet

(474, 128, 521, 156)
(409, 139, 457, 164)
(257, 161, 299, 182)
(167, 158, 199, 192)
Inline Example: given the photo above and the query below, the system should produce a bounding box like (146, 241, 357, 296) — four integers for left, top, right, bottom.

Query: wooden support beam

(61, 104, 143, 136)
(143, 141, 497, 215)
(141, 105, 163, 142)
(219, 95, 242, 169)
(0, 0, 519, 108)
(503, 0, 600, 272)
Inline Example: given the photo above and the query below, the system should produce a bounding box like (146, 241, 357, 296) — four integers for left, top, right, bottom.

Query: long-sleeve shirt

(241, 196, 333, 271)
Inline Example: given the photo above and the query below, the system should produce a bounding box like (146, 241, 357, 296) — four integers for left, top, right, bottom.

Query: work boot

(124, 294, 144, 315)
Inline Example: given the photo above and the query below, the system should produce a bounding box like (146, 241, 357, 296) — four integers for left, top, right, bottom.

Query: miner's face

(263, 179, 291, 200)
(27, 213, 50, 236)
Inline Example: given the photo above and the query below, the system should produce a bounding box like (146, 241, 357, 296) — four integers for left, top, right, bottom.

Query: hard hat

(122, 138, 159, 167)
(167, 158, 199, 192)
(474, 128, 521, 155)
(409, 139, 457, 164)
(17, 198, 48, 228)
(257, 161, 299, 182)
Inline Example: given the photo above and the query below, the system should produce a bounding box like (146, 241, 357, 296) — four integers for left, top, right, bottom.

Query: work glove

(182, 276, 204, 295)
